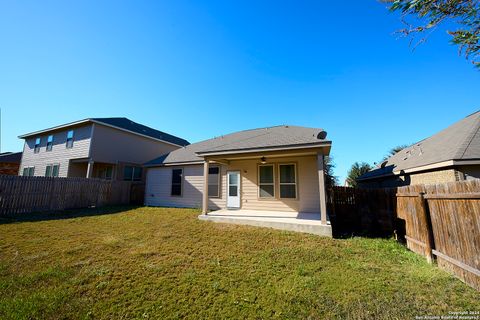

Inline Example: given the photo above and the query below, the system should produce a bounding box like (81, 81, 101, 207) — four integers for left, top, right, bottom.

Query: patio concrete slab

(198, 209, 332, 237)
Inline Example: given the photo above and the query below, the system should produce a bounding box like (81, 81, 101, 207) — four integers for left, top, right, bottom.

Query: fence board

(0, 175, 144, 216)
(397, 179, 480, 291)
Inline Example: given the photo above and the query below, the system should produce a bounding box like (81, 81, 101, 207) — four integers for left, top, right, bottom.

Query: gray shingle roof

(145, 125, 330, 166)
(359, 110, 480, 180)
(92, 118, 190, 147)
(19, 117, 190, 147)
(0, 152, 22, 163)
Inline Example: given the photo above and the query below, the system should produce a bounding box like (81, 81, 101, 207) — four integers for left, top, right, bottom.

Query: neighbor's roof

(145, 125, 330, 166)
(0, 152, 22, 163)
(18, 117, 190, 147)
(358, 110, 480, 181)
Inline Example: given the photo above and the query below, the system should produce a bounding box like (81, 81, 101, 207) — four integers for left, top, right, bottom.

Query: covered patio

(199, 209, 332, 236)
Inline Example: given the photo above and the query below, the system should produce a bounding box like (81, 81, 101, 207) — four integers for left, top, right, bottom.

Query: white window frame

(278, 163, 298, 199)
(171, 168, 183, 197)
(66, 130, 74, 148)
(258, 164, 275, 199)
(46, 135, 54, 152)
(45, 163, 60, 177)
(34, 137, 41, 153)
(23, 166, 35, 177)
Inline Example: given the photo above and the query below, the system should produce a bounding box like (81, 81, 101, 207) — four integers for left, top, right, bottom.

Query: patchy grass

(0, 207, 478, 319)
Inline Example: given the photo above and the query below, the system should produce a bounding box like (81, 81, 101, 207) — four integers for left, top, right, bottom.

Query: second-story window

(46, 135, 53, 151)
(66, 130, 74, 148)
(34, 138, 41, 153)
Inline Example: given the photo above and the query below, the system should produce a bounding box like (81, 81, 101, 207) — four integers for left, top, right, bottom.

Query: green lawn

(0, 207, 478, 319)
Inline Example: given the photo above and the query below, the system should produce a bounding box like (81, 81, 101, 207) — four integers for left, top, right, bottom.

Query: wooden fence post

(418, 192, 435, 264)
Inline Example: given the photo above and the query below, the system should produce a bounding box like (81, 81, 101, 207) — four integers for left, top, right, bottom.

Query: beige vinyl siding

(227, 156, 320, 213)
(145, 165, 226, 209)
(89, 125, 180, 165)
(145, 155, 320, 213)
(19, 125, 93, 177)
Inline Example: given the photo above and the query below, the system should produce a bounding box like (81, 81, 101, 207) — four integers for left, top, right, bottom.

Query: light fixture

(261, 156, 266, 164)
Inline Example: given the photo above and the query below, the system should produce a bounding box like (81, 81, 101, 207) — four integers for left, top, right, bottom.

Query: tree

(324, 156, 339, 188)
(382, 144, 409, 161)
(346, 162, 373, 187)
(383, 0, 480, 68)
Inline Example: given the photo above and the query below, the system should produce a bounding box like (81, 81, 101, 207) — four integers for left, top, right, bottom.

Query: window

(259, 164, 275, 198)
(208, 166, 220, 197)
(171, 168, 183, 196)
(99, 166, 113, 180)
(46, 135, 53, 151)
(279, 164, 297, 199)
(66, 130, 74, 148)
(123, 166, 143, 181)
(45, 164, 60, 177)
(23, 167, 35, 176)
(34, 137, 41, 153)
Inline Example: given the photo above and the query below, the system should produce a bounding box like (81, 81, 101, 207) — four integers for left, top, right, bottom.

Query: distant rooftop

(0, 152, 22, 163)
(358, 110, 480, 181)
(18, 117, 190, 147)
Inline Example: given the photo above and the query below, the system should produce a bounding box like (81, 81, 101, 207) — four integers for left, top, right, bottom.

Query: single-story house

(0, 152, 22, 175)
(18, 117, 189, 180)
(358, 110, 480, 188)
(144, 125, 332, 236)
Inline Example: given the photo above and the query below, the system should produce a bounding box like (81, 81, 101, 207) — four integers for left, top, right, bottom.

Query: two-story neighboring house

(18, 117, 189, 181)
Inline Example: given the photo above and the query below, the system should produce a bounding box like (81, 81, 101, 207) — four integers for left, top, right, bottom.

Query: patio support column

(317, 153, 327, 225)
(202, 160, 209, 215)
(86, 159, 94, 178)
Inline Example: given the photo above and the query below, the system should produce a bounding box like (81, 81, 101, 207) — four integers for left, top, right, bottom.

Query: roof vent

(317, 131, 327, 140)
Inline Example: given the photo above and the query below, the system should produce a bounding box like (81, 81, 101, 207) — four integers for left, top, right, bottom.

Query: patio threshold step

(198, 214, 332, 237)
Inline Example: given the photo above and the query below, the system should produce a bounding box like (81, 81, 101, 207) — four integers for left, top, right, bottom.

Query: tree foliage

(383, 0, 480, 68)
(324, 156, 339, 188)
(382, 144, 409, 161)
(346, 162, 373, 187)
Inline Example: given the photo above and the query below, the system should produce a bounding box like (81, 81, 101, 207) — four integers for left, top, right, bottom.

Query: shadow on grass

(0, 205, 141, 225)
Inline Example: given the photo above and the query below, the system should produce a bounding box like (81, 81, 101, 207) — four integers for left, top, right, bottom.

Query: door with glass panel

(227, 171, 241, 209)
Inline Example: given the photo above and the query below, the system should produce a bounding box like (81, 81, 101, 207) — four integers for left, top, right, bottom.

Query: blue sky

(0, 0, 478, 182)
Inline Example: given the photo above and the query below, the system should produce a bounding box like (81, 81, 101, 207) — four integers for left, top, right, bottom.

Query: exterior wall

(19, 124, 93, 177)
(359, 168, 461, 188)
(408, 168, 458, 185)
(0, 162, 20, 175)
(90, 125, 180, 166)
(145, 155, 321, 213)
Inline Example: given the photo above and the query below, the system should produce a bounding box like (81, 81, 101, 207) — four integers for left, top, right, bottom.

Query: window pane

(172, 169, 182, 184)
(133, 167, 143, 181)
(52, 165, 59, 177)
(106, 166, 113, 179)
(123, 166, 133, 181)
(47, 135, 53, 143)
(29, 167, 35, 176)
(171, 184, 181, 196)
(280, 165, 296, 183)
(259, 184, 274, 198)
(45, 166, 52, 177)
(67, 130, 74, 139)
(35, 138, 40, 145)
(23, 168, 28, 176)
(280, 185, 296, 198)
(259, 165, 273, 183)
(229, 185, 238, 197)
(229, 173, 238, 185)
(208, 167, 219, 174)
(208, 184, 219, 197)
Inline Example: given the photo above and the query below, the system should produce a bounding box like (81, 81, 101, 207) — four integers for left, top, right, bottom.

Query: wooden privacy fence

(397, 179, 480, 291)
(327, 186, 398, 237)
(0, 175, 145, 216)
